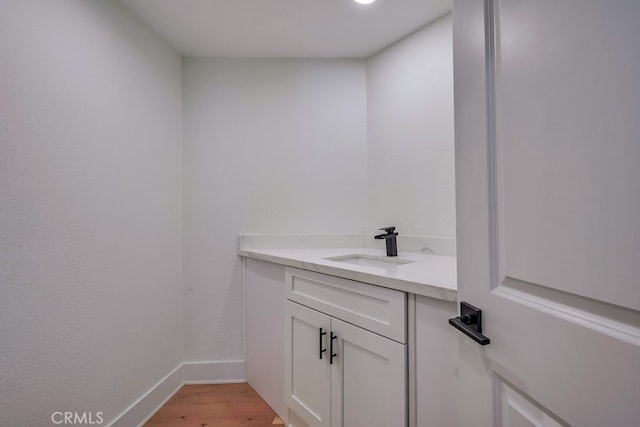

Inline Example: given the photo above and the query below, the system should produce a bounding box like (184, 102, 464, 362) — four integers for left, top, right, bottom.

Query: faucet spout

(374, 226, 398, 257)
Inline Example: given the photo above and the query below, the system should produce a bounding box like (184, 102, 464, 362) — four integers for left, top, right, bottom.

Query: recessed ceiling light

(353, 0, 377, 4)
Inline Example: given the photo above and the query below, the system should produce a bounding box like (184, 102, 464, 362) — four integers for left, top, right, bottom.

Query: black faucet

(375, 226, 398, 257)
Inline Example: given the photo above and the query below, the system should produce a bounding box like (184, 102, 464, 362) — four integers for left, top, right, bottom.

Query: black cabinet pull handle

(329, 332, 338, 365)
(448, 301, 490, 345)
(319, 328, 327, 359)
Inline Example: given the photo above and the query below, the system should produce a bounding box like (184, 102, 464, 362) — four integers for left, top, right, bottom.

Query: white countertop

(239, 247, 457, 301)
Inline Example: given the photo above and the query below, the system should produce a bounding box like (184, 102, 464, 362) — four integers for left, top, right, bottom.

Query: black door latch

(449, 301, 490, 345)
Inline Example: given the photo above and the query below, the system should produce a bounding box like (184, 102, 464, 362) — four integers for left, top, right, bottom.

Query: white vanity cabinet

(414, 295, 458, 427)
(284, 267, 407, 427)
(245, 259, 287, 420)
(243, 252, 458, 427)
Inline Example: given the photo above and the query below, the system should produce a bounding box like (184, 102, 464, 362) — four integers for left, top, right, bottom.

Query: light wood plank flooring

(145, 383, 283, 427)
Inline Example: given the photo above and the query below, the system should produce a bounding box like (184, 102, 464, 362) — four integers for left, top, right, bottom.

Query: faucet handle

(378, 226, 396, 234)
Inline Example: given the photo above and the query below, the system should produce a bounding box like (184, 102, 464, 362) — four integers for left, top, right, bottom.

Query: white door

(285, 301, 331, 427)
(453, 0, 640, 426)
(329, 318, 406, 427)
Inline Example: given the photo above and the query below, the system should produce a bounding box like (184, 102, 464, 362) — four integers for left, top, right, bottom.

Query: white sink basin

(325, 254, 416, 269)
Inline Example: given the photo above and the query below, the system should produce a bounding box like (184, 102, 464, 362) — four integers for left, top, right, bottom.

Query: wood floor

(145, 383, 283, 427)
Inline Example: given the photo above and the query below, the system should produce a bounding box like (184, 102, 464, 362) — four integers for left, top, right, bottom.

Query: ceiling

(120, 0, 451, 58)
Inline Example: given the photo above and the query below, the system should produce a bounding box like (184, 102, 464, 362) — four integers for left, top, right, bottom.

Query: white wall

(0, 1, 183, 425)
(0, 3, 455, 420)
(183, 58, 368, 361)
(367, 14, 456, 238)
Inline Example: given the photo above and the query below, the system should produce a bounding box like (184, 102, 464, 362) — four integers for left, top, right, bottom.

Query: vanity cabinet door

(330, 317, 407, 427)
(285, 301, 331, 427)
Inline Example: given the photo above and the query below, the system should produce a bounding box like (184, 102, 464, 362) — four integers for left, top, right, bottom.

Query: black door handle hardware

(329, 332, 338, 365)
(449, 301, 490, 345)
(319, 328, 327, 360)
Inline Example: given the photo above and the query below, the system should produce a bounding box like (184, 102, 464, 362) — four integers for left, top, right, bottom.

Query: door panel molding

(487, 0, 640, 311)
(484, 0, 503, 292)
(494, 375, 569, 427)
(487, 0, 640, 313)
(493, 278, 640, 346)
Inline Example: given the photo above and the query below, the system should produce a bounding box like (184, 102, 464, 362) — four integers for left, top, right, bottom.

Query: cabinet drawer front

(285, 267, 406, 342)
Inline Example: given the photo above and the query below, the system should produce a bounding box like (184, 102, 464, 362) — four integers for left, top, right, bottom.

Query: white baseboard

(109, 361, 245, 427)
(110, 364, 183, 427)
(183, 360, 245, 384)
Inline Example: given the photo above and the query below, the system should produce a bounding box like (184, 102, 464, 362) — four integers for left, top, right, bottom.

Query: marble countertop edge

(239, 247, 457, 302)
